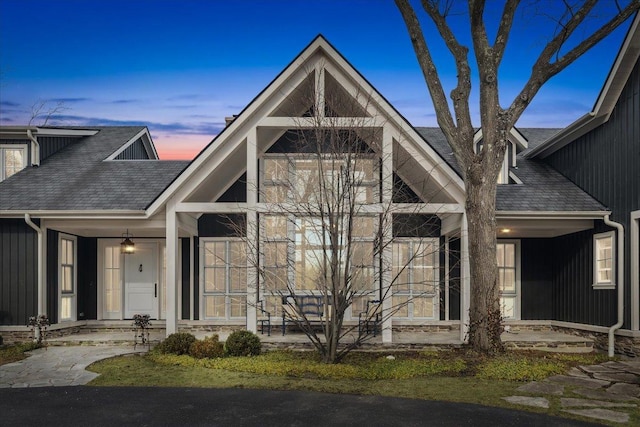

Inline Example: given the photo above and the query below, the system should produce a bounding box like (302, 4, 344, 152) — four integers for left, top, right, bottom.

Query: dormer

(473, 128, 527, 184)
(105, 128, 159, 161)
(0, 126, 98, 182)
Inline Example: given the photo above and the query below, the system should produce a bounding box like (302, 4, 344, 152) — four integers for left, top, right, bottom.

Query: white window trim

(58, 233, 77, 322)
(497, 239, 521, 320)
(392, 237, 440, 321)
(199, 237, 247, 320)
(593, 231, 616, 290)
(0, 144, 27, 181)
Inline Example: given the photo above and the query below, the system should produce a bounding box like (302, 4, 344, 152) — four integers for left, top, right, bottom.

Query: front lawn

(87, 349, 620, 423)
(0, 342, 40, 366)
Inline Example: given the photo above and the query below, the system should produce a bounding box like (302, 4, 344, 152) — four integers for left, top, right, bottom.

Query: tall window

(0, 145, 26, 181)
(593, 231, 615, 289)
(201, 240, 247, 319)
(497, 241, 519, 319)
(103, 245, 121, 315)
(59, 235, 77, 321)
(392, 239, 439, 319)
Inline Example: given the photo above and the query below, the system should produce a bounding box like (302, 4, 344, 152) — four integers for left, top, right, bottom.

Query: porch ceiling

(496, 217, 594, 238)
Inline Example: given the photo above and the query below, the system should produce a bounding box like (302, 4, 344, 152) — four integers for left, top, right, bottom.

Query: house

(1, 19, 638, 355)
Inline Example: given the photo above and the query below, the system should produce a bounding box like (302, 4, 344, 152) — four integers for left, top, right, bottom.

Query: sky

(0, 0, 633, 160)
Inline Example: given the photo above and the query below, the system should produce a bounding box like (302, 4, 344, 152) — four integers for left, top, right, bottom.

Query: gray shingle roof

(415, 127, 607, 213)
(0, 127, 189, 211)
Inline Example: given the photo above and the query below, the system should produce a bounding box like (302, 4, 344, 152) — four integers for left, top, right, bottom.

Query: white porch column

(246, 128, 258, 333)
(166, 199, 179, 335)
(39, 222, 48, 315)
(381, 129, 393, 343)
(460, 212, 471, 342)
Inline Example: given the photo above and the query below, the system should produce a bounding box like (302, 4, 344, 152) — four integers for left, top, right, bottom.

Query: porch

(42, 321, 595, 353)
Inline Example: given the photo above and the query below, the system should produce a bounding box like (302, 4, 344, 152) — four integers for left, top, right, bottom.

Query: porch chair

(358, 300, 381, 337)
(257, 300, 271, 336)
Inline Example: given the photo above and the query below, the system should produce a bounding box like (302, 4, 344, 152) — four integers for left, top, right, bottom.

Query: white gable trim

(105, 128, 158, 161)
(147, 36, 465, 216)
(526, 13, 640, 159)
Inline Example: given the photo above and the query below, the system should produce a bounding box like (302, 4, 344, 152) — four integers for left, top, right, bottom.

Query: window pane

(501, 297, 515, 319)
(504, 244, 515, 267)
(393, 296, 409, 317)
(229, 267, 246, 292)
(60, 296, 72, 320)
(501, 268, 516, 293)
(204, 296, 225, 318)
(229, 296, 246, 317)
(264, 158, 289, 181)
(61, 266, 73, 293)
(264, 268, 288, 291)
(353, 158, 375, 181)
(352, 216, 375, 238)
(263, 185, 288, 203)
(4, 149, 24, 178)
(264, 216, 287, 238)
(413, 297, 433, 318)
(229, 242, 246, 265)
(204, 267, 225, 292)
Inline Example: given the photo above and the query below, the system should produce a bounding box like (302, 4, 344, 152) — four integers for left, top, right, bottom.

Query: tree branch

(493, 0, 520, 66)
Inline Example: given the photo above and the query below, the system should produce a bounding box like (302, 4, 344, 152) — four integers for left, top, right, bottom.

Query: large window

(260, 214, 377, 318)
(593, 231, 615, 289)
(0, 145, 26, 181)
(392, 239, 439, 319)
(497, 240, 520, 319)
(201, 240, 247, 319)
(59, 235, 77, 321)
(262, 156, 378, 204)
(103, 245, 121, 316)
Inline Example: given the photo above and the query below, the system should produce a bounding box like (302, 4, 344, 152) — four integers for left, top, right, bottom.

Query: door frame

(631, 210, 639, 331)
(97, 238, 169, 321)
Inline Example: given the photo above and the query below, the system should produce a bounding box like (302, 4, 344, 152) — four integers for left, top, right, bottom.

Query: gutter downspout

(24, 214, 44, 313)
(26, 129, 40, 167)
(604, 214, 625, 357)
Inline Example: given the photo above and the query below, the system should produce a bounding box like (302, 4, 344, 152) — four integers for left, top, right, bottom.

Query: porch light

(501, 228, 511, 234)
(121, 230, 135, 254)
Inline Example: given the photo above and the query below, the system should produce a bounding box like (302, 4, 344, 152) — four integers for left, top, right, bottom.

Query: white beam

(177, 213, 198, 236)
(460, 213, 470, 342)
(175, 202, 248, 213)
(381, 128, 393, 344)
(246, 127, 258, 333)
(165, 199, 179, 335)
(258, 116, 384, 129)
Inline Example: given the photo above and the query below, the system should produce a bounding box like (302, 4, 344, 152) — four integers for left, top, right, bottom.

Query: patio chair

(257, 300, 271, 336)
(358, 300, 381, 337)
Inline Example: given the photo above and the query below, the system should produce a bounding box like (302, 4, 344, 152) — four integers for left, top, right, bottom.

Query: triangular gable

(147, 35, 465, 214)
(526, 13, 640, 159)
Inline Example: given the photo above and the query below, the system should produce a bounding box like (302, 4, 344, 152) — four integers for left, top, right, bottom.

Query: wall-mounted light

(121, 229, 135, 254)
(501, 228, 511, 234)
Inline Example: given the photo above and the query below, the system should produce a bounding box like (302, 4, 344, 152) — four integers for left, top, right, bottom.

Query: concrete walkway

(0, 346, 144, 388)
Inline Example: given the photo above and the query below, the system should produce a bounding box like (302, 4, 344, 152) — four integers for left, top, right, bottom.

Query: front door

(124, 243, 159, 319)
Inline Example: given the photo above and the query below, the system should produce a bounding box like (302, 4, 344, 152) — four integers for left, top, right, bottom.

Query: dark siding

(0, 219, 38, 325)
(216, 173, 247, 202)
(545, 57, 640, 328)
(39, 137, 78, 162)
(77, 237, 97, 320)
(181, 238, 190, 320)
(520, 239, 554, 320)
(114, 138, 150, 160)
(551, 225, 617, 326)
(46, 229, 59, 324)
(198, 214, 246, 237)
(392, 214, 441, 237)
(193, 238, 200, 320)
(448, 237, 461, 321)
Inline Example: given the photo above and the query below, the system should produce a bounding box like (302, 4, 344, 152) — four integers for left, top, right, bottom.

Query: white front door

(124, 243, 159, 319)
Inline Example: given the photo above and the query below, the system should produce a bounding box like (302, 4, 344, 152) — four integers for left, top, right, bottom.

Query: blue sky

(0, 0, 632, 159)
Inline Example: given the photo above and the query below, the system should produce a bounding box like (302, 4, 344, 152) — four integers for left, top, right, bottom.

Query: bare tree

(28, 99, 68, 126)
(228, 66, 455, 363)
(395, 0, 639, 352)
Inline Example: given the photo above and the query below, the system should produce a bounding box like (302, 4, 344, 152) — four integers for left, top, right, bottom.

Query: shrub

(155, 332, 196, 355)
(225, 330, 261, 357)
(189, 335, 224, 359)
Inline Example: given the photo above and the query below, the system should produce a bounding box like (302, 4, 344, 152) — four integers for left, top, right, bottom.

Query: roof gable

(148, 35, 465, 214)
(527, 13, 640, 159)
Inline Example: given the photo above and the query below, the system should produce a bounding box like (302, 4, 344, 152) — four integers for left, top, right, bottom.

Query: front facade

(1, 28, 639, 354)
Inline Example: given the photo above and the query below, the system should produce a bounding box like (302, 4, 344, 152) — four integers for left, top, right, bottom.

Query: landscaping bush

(224, 330, 261, 357)
(189, 335, 224, 359)
(155, 332, 196, 355)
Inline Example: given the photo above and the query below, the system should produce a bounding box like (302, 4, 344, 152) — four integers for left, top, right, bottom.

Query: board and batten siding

(0, 219, 38, 325)
(545, 58, 640, 328)
(114, 137, 150, 160)
(39, 136, 79, 162)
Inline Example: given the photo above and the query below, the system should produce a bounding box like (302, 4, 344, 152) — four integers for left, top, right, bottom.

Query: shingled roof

(415, 127, 607, 213)
(0, 127, 189, 211)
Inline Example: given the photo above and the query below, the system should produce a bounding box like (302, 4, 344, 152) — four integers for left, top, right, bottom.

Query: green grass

(0, 342, 41, 366)
(87, 350, 632, 426)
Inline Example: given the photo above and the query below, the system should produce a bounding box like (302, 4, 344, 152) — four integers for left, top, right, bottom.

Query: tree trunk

(465, 164, 504, 353)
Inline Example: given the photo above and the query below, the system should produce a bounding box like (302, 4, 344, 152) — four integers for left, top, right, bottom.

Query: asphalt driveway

(0, 386, 599, 426)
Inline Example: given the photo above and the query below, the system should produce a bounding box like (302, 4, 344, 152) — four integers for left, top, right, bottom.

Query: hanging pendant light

(121, 229, 135, 254)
